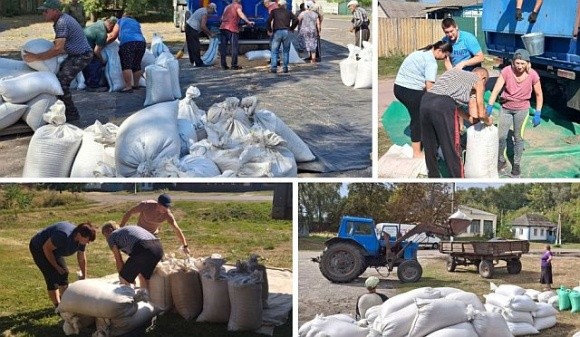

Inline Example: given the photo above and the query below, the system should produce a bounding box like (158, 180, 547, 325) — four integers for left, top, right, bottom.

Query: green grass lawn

(0, 192, 292, 337)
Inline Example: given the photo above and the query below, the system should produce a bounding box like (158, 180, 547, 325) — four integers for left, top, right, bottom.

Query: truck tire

(479, 260, 494, 278)
(319, 242, 366, 283)
(397, 260, 423, 283)
(446, 256, 456, 272)
(507, 259, 522, 274)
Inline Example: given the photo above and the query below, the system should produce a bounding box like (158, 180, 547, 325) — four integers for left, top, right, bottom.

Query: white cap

(208, 2, 217, 9)
(347, 0, 358, 6)
(279, 0, 287, 6)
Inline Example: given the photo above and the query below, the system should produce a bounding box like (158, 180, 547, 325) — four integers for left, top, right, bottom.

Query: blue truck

(483, 0, 580, 111)
(174, 0, 291, 42)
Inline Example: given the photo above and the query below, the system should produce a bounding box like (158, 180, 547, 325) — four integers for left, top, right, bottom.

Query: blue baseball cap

(158, 194, 172, 208)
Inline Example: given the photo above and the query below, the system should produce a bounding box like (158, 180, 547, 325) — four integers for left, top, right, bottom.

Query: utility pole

(557, 206, 562, 245)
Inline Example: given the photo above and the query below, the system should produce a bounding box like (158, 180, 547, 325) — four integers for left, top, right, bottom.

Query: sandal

(121, 87, 133, 93)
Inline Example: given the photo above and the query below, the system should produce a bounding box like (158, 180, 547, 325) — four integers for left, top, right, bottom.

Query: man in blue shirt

(441, 18, 484, 71)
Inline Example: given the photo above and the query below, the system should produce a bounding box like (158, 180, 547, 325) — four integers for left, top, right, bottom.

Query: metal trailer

(439, 240, 530, 279)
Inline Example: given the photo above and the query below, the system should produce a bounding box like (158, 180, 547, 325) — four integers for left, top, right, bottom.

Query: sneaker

(194, 63, 210, 67)
(175, 50, 185, 59)
(270, 68, 277, 73)
(498, 160, 507, 172)
(283, 67, 288, 73)
(221, 65, 230, 70)
(231, 65, 241, 70)
(528, 11, 538, 23)
(511, 164, 521, 177)
(515, 8, 523, 21)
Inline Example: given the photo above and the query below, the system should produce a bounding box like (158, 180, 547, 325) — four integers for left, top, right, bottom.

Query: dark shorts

(120, 240, 163, 284)
(29, 241, 69, 291)
(119, 41, 146, 72)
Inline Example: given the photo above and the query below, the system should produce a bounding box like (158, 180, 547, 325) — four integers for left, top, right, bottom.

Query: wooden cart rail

(440, 240, 530, 256)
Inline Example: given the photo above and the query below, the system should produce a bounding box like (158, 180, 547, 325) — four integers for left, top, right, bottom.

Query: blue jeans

(271, 29, 290, 70)
(220, 29, 239, 67)
(82, 56, 103, 88)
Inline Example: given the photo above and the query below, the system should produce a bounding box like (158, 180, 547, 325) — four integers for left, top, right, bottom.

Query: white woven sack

(179, 154, 221, 177)
(372, 303, 417, 337)
(464, 123, 499, 178)
(227, 277, 263, 331)
(144, 65, 174, 106)
(141, 49, 155, 71)
(0, 57, 33, 71)
(0, 72, 63, 104)
(245, 49, 271, 61)
(364, 305, 381, 325)
(253, 110, 315, 162)
(445, 291, 485, 312)
(149, 263, 174, 312)
(471, 310, 512, 337)
(424, 322, 478, 337)
(102, 41, 125, 92)
(287, 42, 305, 64)
(0, 68, 34, 79)
(408, 298, 469, 337)
(354, 59, 372, 89)
(70, 71, 86, 90)
(57, 279, 138, 318)
(378, 147, 427, 178)
(484, 292, 512, 308)
(435, 287, 465, 297)
(506, 322, 539, 336)
(299, 315, 369, 337)
(178, 86, 205, 129)
(151, 33, 170, 58)
(21, 38, 59, 73)
(537, 290, 557, 303)
(196, 275, 230, 323)
(201, 37, 219, 65)
(340, 57, 358, 86)
(509, 295, 538, 312)
(0, 102, 27, 130)
(190, 139, 244, 173)
(237, 142, 297, 177)
(115, 100, 181, 177)
(547, 295, 559, 309)
(358, 294, 385, 320)
(380, 287, 441, 317)
(533, 302, 558, 318)
(22, 119, 83, 177)
(170, 269, 203, 320)
(99, 302, 157, 337)
(70, 122, 117, 177)
(533, 315, 556, 331)
(494, 284, 526, 297)
(525, 288, 541, 301)
(60, 312, 95, 336)
(502, 308, 533, 324)
(155, 52, 181, 99)
(22, 94, 57, 130)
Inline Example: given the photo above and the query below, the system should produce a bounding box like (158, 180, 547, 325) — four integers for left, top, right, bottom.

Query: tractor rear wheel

(397, 260, 423, 283)
(319, 242, 365, 283)
(446, 256, 456, 272)
(479, 259, 495, 278)
(507, 259, 522, 274)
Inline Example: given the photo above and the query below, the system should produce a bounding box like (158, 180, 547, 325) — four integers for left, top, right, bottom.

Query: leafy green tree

(2, 185, 33, 218)
(298, 183, 342, 235)
(340, 183, 392, 221)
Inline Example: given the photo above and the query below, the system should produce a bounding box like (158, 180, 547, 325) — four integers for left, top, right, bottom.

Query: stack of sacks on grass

(339, 41, 372, 89)
(56, 279, 157, 337)
(299, 286, 517, 337)
(556, 284, 580, 314)
(378, 144, 428, 178)
(0, 49, 64, 131)
(484, 283, 558, 335)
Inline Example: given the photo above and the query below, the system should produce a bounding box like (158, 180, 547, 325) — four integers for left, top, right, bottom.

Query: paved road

(0, 16, 372, 177)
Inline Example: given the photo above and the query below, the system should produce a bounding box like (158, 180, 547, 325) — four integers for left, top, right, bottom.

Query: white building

(511, 214, 557, 242)
(457, 205, 497, 237)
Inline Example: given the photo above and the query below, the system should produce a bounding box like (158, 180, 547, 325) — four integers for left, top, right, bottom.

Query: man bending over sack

(101, 221, 163, 293)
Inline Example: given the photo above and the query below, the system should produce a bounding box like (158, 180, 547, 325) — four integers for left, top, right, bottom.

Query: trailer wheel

(397, 260, 423, 283)
(319, 242, 365, 283)
(479, 260, 495, 278)
(446, 256, 456, 272)
(507, 259, 522, 274)
(432, 242, 439, 250)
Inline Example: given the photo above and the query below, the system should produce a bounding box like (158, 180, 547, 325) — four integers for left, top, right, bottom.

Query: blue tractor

(314, 212, 471, 283)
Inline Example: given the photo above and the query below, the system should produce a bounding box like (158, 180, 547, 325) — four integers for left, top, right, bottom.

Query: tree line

(298, 183, 580, 242)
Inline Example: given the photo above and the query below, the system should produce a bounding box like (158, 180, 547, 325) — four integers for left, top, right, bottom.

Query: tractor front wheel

(397, 260, 423, 283)
(319, 242, 365, 283)
(479, 259, 495, 278)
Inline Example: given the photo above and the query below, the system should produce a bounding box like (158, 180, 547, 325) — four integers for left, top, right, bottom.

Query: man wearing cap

(82, 16, 118, 91)
(441, 17, 484, 71)
(185, 3, 217, 67)
(23, 0, 93, 122)
(267, 0, 299, 73)
(101, 221, 164, 293)
(347, 0, 369, 48)
(119, 193, 190, 255)
(355, 276, 388, 319)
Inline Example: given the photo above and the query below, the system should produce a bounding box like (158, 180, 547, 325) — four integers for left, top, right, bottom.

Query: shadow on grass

(0, 308, 65, 337)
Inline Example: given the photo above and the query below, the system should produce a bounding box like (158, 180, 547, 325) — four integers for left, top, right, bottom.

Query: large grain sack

(537, 290, 556, 303)
(151, 33, 170, 58)
(424, 322, 478, 337)
(525, 288, 541, 301)
(70, 121, 117, 177)
(102, 41, 125, 92)
(141, 49, 155, 70)
(506, 322, 539, 336)
(533, 302, 558, 318)
(196, 263, 230, 323)
(149, 263, 174, 312)
(253, 110, 315, 162)
(435, 287, 465, 297)
(115, 100, 181, 177)
(201, 37, 219, 65)
(484, 292, 512, 308)
(21, 38, 60, 73)
(493, 284, 526, 297)
(340, 57, 358, 86)
(0, 57, 33, 71)
(227, 272, 263, 331)
(22, 101, 83, 177)
(371, 303, 417, 337)
(354, 59, 372, 89)
(155, 52, 181, 99)
(95, 302, 157, 337)
(245, 49, 271, 61)
(364, 305, 381, 325)
(533, 315, 557, 331)
(144, 65, 174, 106)
(548, 295, 559, 309)
(298, 314, 368, 337)
(502, 308, 533, 324)
(0, 102, 27, 130)
(57, 279, 138, 318)
(0, 72, 63, 103)
(22, 93, 57, 131)
(170, 269, 203, 320)
(237, 129, 297, 177)
(471, 310, 513, 337)
(380, 287, 441, 317)
(60, 312, 95, 336)
(509, 295, 538, 312)
(464, 123, 499, 178)
(558, 287, 572, 311)
(408, 298, 469, 337)
(445, 291, 485, 312)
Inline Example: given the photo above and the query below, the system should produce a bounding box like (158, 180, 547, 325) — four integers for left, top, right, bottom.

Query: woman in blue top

(394, 41, 452, 158)
(116, 12, 146, 92)
(29, 222, 96, 307)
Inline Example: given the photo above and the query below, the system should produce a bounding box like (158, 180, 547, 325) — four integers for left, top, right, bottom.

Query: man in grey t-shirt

(185, 3, 217, 67)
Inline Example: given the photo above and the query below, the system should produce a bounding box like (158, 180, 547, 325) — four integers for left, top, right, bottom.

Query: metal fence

(378, 16, 486, 57)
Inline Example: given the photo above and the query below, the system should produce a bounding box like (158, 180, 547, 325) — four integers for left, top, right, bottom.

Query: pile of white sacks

(339, 41, 372, 89)
(299, 285, 561, 337)
(149, 254, 268, 332)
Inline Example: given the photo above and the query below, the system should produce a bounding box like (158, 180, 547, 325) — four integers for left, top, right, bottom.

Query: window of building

(533, 228, 538, 236)
(471, 220, 480, 234)
(541, 229, 545, 236)
(483, 220, 494, 237)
